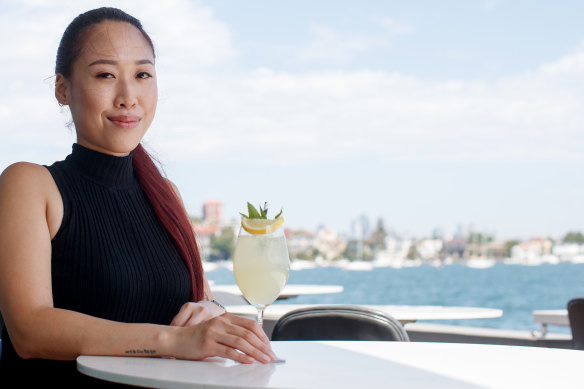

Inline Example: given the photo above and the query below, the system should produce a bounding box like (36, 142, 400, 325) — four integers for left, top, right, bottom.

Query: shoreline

(203, 257, 584, 272)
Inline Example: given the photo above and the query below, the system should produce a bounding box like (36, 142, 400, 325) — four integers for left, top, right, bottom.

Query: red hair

(132, 143, 204, 301)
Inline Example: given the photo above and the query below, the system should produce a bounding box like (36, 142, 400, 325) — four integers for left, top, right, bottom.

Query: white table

(226, 304, 503, 325)
(533, 309, 569, 336)
(211, 284, 344, 300)
(78, 341, 584, 388)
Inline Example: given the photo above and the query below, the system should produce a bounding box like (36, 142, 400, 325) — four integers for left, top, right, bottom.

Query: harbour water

(205, 261, 584, 334)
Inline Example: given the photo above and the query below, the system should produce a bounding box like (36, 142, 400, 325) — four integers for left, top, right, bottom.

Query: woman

(0, 7, 274, 385)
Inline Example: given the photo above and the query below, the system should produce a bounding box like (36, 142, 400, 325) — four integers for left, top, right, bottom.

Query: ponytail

(132, 143, 204, 301)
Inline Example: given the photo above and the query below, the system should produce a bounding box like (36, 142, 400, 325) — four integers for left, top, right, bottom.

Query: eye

(137, 72, 152, 79)
(97, 72, 114, 79)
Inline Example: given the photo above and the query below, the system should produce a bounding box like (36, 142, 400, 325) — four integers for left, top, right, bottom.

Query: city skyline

(194, 198, 579, 242)
(192, 199, 584, 266)
(1, 1, 583, 240)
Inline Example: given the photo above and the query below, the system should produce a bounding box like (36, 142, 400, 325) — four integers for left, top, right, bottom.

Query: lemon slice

(241, 216, 284, 235)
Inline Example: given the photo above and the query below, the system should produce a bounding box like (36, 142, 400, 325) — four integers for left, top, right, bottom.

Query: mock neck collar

(64, 143, 135, 188)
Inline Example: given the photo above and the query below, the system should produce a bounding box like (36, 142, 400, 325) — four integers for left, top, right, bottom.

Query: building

(203, 200, 222, 224)
(285, 229, 316, 260)
(510, 238, 554, 264)
(373, 235, 412, 267)
(315, 228, 347, 261)
(193, 200, 239, 261)
(552, 243, 584, 262)
(416, 239, 443, 261)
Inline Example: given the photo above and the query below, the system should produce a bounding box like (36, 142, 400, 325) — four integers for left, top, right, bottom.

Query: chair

(271, 305, 409, 341)
(568, 298, 584, 350)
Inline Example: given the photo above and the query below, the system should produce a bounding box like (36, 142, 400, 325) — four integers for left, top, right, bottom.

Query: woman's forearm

(11, 306, 178, 360)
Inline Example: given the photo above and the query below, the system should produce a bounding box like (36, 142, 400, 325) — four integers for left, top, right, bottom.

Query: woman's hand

(170, 301, 225, 327)
(172, 313, 276, 364)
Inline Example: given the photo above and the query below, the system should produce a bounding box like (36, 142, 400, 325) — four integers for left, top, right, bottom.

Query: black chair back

(568, 298, 584, 350)
(271, 305, 409, 341)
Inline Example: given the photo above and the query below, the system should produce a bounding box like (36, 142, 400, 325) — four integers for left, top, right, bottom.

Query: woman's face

(56, 21, 157, 156)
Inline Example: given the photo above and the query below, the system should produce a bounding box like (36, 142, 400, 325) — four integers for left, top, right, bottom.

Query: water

(206, 262, 584, 334)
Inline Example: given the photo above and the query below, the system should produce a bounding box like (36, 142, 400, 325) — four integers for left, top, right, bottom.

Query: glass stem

(256, 306, 265, 326)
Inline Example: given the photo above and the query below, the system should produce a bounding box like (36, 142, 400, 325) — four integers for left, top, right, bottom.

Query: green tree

(504, 240, 520, 257)
(342, 240, 372, 261)
(210, 227, 235, 260)
(189, 215, 203, 224)
(563, 231, 584, 244)
(468, 233, 493, 244)
(368, 218, 387, 251)
(406, 244, 417, 260)
(343, 239, 359, 260)
(296, 248, 319, 261)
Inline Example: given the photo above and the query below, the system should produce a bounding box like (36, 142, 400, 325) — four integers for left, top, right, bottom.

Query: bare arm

(0, 163, 274, 363)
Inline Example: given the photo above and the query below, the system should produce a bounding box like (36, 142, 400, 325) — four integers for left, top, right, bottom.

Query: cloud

(1, 1, 583, 174)
(380, 18, 415, 36)
(135, 0, 236, 69)
(297, 24, 389, 65)
(483, 0, 501, 11)
(539, 46, 584, 76)
(153, 46, 584, 166)
(295, 18, 414, 65)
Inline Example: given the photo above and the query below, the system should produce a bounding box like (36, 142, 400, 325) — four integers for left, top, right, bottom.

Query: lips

(108, 115, 141, 129)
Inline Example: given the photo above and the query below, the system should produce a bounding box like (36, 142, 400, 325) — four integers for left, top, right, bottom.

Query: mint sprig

(239, 201, 282, 220)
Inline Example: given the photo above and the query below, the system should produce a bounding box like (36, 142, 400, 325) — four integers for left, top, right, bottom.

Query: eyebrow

(88, 59, 154, 66)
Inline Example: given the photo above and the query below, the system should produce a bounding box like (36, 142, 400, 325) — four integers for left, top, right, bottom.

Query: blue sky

(0, 0, 583, 240)
(209, 0, 583, 79)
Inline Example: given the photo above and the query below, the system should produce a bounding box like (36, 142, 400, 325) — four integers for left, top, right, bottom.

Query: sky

(0, 0, 583, 240)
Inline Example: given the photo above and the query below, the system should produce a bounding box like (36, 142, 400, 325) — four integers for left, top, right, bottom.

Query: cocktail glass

(233, 220, 290, 327)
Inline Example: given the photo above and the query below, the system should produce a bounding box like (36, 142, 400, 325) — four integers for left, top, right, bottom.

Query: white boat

(464, 258, 496, 269)
(290, 259, 318, 270)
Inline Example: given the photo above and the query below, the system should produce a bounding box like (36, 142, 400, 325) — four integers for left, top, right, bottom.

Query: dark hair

(133, 145, 205, 302)
(56, 7, 155, 77)
(56, 7, 204, 301)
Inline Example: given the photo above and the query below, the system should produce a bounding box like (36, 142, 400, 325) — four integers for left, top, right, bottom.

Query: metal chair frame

(271, 305, 410, 342)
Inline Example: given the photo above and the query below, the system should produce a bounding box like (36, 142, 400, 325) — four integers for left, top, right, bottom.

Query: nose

(114, 79, 137, 109)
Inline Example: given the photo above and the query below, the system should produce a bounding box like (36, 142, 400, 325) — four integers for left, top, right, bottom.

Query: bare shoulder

(0, 162, 54, 196)
(0, 161, 63, 239)
(0, 162, 61, 223)
(1, 161, 51, 178)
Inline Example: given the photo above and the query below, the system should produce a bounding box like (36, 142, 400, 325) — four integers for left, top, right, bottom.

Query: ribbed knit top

(49, 143, 192, 322)
(0, 144, 191, 385)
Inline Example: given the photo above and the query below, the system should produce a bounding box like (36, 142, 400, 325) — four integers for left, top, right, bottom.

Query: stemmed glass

(233, 211, 290, 327)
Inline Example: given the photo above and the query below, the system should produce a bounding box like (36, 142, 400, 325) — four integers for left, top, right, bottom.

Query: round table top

(78, 341, 584, 389)
(226, 304, 503, 323)
(211, 284, 344, 299)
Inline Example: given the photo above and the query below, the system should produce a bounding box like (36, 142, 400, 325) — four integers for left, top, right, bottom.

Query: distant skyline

(1, 0, 583, 240)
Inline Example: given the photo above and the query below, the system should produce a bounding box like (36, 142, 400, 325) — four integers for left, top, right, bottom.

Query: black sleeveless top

(0, 144, 191, 386)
